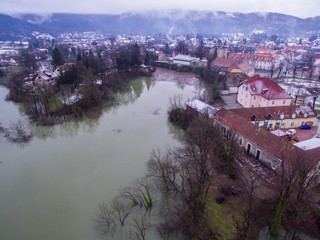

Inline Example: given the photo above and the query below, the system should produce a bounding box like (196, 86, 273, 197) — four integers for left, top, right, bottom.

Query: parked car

(300, 124, 312, 130)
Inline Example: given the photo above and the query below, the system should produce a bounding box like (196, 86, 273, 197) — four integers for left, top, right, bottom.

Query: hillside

(0, 10, 319, 40)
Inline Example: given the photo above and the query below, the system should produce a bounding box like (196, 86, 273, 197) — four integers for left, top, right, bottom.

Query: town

(1, 28, 320, 239)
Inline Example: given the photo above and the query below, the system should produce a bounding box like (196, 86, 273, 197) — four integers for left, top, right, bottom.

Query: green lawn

(206, 174, 246, 239)
(207, 197, 237, 239)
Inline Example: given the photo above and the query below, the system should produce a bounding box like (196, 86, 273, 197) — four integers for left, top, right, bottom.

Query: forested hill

(0, 10, 319, 40)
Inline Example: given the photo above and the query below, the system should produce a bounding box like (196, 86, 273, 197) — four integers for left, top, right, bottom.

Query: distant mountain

(0, 10, 319, 40)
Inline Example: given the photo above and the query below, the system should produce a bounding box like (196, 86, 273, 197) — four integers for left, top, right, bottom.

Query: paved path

(220, 94, 243, 109)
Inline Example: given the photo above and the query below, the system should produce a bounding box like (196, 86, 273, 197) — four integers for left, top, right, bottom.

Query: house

(211, 57, 237, 72)
(229, 104, 317, 130)
(214, 108, 320, 181)
(237, 75, 292, 108)
(33, 70, 58, 85)
(186, 99, 219, 119)
(228, 52, 283, 71)
(211, 57, 255, 77)
(173, 54, 199, 66)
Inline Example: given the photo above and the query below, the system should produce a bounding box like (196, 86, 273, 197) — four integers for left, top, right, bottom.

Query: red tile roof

(238, 62, 254, 72)
(215, 108, 320, 170)
(211, 57, 237, 68)
(214, 108, 297, 160)
(228, 52, 279, 63)
(241, 75, 292, 100)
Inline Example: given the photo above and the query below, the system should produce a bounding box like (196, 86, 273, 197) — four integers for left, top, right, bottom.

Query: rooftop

(241, 74, 292, 100)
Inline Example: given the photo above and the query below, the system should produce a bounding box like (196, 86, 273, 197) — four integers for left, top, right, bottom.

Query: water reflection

(26, 79, 153, 141)
(0, 74, 203, 240)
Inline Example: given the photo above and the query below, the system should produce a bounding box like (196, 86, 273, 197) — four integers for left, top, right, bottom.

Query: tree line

(5, 43, 156, 125)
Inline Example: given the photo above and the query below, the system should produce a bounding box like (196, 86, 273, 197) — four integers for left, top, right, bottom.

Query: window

(269, 123, 273, 129)
(264, 121, 268, 127)
(283, 100, 285, 104)
(255, 121, 260, 126)
(272, 101, 275, 105)
(239, 138, 243, 146)
(291, 122, 295, 127)
(253, 96, 256, 100)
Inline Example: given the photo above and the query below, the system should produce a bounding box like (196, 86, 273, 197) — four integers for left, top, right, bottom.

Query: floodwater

(0, 75, 202, 240)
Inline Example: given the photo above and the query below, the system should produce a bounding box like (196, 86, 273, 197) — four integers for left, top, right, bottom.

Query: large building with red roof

(214, 108, 320, 180)
(237, 75, 292, 108)
(228, 52, 283, 70)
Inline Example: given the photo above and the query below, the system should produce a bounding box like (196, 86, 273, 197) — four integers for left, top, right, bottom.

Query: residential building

(33, 70, 58, 85)
(230, 105, 317, 130)
(214, 108, 320, 182)
(228, 52, 283, 71)
(237, 75, 292, 108)
(211, 57, 255, 77)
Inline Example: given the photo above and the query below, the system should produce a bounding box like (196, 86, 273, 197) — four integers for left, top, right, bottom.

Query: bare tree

(6, 120, 32, 143)
(233, 174, 259, 240)
(128, 214, 152, 240)
(147, 150, 177, 193)
(147, 118, 217, 239)
(110, 195, 132, 227)
(269, 149, 319, 238)
(94, 202, 116, 236)
(120, 176, 153, 210)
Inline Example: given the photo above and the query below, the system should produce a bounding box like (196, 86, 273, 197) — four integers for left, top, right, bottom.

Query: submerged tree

(147, 118, 218, 239)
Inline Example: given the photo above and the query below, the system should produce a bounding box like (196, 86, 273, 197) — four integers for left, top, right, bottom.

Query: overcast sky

(0, 0, 318, 18)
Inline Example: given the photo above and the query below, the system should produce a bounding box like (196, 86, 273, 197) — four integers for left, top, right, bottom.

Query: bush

(168, 108, 193, 130)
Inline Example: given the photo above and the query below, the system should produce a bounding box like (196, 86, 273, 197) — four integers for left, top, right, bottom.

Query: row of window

(253, 121, 296, 128)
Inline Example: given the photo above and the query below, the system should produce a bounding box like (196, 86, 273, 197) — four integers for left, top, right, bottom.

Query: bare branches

(2, 119, 32, 143)
(94, 202, 115, 236)
(94, 175, 154, 238)
(146, 118, 217, 239)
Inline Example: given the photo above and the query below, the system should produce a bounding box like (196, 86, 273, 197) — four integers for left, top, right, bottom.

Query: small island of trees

(4, 43, 155, 126)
